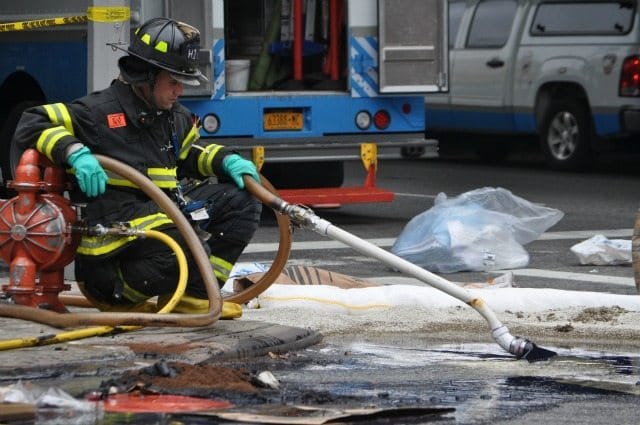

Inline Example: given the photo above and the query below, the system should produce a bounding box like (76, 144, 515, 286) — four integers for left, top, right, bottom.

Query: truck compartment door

(378, 0, 448, 93)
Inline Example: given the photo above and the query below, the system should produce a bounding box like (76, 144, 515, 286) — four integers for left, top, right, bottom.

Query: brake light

(373, 110, 391, 130)
(620, 55, 640, 97)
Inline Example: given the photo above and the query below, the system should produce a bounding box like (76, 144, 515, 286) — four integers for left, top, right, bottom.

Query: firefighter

(12, 18, 262, 313)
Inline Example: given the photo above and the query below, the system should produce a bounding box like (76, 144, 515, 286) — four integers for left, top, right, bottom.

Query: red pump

(0, 149, 79, 312)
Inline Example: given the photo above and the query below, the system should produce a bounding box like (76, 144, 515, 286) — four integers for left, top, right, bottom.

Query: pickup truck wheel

(539, 99, 593, 171)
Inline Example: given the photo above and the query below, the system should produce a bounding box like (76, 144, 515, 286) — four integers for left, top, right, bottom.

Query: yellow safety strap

(43, 103, 75, 136)
(36, 126, 72, 162)
(197, 144, 224, 176)
(209, 255, 234, 282)
(77, 213, 173, 256)
(179, 125, 201, 160)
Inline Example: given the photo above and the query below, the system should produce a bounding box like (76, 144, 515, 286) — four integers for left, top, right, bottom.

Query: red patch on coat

(107, 113, 127, 128)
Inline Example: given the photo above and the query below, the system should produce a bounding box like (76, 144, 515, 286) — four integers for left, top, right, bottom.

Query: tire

(538, 98, 593, 171)
(0, 100, 41, 197)
(261, 161, 344, 189)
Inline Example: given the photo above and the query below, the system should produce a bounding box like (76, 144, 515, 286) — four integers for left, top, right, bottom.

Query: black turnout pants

(77, 181, 262, 305)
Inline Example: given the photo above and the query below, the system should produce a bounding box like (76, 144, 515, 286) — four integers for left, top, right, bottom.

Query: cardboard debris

(193, 404, 454, 424)
(234, 265, 378, 293)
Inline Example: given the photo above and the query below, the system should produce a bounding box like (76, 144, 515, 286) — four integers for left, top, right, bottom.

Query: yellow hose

(0, 229, 188, 351)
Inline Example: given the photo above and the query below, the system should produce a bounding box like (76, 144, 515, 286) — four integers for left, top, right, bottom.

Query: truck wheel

(0, 101, 40, 197)
(539, 98, 593, 171)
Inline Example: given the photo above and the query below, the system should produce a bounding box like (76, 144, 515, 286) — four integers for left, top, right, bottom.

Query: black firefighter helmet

(112, 17, 208, 86)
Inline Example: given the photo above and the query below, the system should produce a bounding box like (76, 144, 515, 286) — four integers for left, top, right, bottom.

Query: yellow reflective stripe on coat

(209, 255, 233, 282)
(77, 213, 173, 256)
(36, 126, 72, 161)
(178, 125, 200, 160)
(104, 170, 138, 188)
(100, 168, 178, 189)
(42, 103, 74, 136)
(197, 144, 223, 176)
(147, 167, 178, 189)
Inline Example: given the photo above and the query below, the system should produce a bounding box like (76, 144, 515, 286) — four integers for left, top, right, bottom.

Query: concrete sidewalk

(0, 274, 322, 392)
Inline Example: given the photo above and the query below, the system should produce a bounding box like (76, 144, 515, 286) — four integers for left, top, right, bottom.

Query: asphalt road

(245, 143, 640, 296)
(230, 145, 640, 425)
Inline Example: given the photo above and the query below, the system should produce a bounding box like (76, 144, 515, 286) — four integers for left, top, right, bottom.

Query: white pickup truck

(426, 0, 640, 170)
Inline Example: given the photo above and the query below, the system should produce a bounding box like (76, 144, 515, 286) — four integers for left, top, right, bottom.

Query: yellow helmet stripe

(155, 40, 168, 53)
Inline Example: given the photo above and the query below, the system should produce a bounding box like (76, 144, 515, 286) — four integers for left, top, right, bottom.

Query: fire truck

(0, 0, 448, 204)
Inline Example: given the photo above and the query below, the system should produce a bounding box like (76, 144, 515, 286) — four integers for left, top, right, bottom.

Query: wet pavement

(2, 269, 640, 424)
(235, 336, 640, 424)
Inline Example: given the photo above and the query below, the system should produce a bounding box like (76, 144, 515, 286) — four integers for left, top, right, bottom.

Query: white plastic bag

(570, 234, 631, 265)
(391, 187, 564, 273)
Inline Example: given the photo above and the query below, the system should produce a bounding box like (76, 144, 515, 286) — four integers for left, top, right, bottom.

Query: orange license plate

(264, 111, 303, 131)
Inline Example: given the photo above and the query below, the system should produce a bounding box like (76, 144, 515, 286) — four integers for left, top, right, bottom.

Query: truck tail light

(373, 110, 391, 130)
(620, 55, 640, 97)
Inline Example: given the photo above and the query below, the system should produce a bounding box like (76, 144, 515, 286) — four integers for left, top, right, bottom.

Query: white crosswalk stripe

(245, 229, 635, 287)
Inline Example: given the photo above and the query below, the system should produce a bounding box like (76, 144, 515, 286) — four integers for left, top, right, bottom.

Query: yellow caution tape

(0, 7, 130, 32)
(0, 16, 87, 32)
(87, 6, 131, 23)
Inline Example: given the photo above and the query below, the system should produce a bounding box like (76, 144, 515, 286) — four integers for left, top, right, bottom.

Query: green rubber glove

(222, 154, 260, 189)
(67, 146, 108, 197)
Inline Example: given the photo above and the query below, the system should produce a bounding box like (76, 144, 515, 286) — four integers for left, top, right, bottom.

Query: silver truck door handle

(486, 58, 505, 68)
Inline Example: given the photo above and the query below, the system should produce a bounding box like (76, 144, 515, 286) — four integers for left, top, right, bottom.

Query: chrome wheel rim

(547, 111, 579, 160)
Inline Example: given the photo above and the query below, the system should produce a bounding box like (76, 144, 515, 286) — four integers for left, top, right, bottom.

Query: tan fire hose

(0, 155, 291, 328)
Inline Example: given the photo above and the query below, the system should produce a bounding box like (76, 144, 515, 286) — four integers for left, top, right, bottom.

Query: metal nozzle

(493, 326, 557, 362)
(509, 337, 557, 363)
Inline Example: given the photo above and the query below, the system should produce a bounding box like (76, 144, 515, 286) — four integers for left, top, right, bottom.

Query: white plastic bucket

(225, 59, 250, 91)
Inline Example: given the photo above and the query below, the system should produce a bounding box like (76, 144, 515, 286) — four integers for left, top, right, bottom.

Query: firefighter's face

(152, 71, 184, 110)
